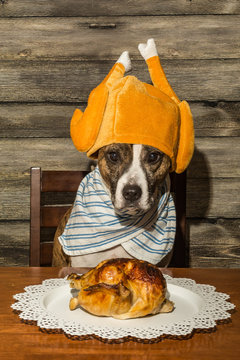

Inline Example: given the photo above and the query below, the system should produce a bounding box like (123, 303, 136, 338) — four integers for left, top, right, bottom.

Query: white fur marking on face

(115, 144, 149, 210)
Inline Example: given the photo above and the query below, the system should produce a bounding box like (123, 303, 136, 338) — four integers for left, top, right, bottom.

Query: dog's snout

(123, 185, 142, 202)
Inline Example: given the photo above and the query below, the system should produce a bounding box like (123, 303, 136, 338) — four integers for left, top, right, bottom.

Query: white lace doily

(11, 275, 235, 342)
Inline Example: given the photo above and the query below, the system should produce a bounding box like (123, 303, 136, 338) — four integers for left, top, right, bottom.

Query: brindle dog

(52, 144, 171, 267)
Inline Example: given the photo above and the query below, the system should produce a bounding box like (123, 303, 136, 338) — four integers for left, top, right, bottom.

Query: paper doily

(11, 275, 235, 343)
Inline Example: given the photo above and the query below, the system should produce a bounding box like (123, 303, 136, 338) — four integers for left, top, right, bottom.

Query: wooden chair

(30, 167, 187, 267)
(30, 167, 88, 266)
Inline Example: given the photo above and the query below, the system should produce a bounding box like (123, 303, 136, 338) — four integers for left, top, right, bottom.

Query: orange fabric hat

(70, 40, 194, 173)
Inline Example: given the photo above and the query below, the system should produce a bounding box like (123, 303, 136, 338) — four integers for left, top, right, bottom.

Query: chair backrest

(30, 167, 88, 266)
(30, 167, 186, 267)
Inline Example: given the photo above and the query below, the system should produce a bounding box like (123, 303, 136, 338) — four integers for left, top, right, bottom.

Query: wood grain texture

(188, 219, 240, 267)
(1, 0, 239, 16)
(0, 60, 239, 102)
(191, 102, 240, 137)
(187, 178, 240, 218)
(0, 103, 79, 138)
(0, 222, 29, 266)
(1, 219, 239, 267)
(0, 16, 239, 60)
(188, 137, 240, 178)
(1, 267, 240, 359)
(0, 137, 239, 222)
(0, 138, 239, 179)
(0, 177, 30, 220)
(1, 102, 239, 138)
(1, 176, 239, 221)
(0, 2, 239, 268)
(0, 138, 91, 179)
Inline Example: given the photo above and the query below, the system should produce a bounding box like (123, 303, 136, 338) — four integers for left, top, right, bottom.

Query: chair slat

(30, 167, 41, 266)
(40, 242, 53, 266)
(41, 206, 71, 227)
(41, 171, 88, 192)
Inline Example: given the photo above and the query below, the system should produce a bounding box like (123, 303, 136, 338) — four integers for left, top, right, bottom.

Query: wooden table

(0, 267, 239, 360)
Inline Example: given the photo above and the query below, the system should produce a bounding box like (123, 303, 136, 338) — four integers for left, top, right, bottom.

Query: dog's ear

(70, 62, 125, 154)
(175, 101, 195, 174)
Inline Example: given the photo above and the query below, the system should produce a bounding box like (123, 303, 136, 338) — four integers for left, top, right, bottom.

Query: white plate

(40, 283, 204, 328)
(12, 276, 235, 341)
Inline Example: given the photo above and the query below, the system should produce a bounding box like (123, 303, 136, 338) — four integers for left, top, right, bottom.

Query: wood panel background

(0, 0, 239, 267)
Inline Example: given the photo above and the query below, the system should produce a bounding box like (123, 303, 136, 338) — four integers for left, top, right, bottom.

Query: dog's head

(97, 143, 171, 214)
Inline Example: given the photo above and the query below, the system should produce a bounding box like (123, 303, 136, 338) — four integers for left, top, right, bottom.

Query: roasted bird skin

(68, 258, 174, 319)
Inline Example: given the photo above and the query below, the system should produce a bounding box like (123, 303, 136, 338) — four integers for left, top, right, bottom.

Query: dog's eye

(147, 151, 162, 164)
(108, 151, 119, 163)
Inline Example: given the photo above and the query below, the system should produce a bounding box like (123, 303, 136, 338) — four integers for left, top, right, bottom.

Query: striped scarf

(59, 166, 176, 265)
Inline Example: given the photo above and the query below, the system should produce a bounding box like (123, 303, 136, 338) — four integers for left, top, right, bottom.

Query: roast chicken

(67, 258, 174, 319)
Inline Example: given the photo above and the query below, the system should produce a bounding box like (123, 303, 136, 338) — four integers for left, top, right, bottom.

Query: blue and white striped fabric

(59, 166, 176, 265)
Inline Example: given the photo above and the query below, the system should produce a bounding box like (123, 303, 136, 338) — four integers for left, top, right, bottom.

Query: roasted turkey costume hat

(71, 39, 194, 173)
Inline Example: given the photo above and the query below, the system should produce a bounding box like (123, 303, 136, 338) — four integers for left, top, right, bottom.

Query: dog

(52, 143, 171, 268)
(52, 38, 194, 270)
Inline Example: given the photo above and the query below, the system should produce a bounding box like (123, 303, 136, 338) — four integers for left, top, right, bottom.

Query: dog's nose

(123, 185, 142, 202)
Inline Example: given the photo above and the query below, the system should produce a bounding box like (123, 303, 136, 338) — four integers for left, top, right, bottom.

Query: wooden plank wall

(0, 0, 239, 267)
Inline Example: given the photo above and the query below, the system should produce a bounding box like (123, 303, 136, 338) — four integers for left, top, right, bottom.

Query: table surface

(0, 267, 239, 360)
